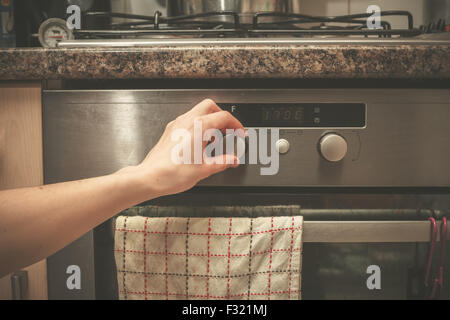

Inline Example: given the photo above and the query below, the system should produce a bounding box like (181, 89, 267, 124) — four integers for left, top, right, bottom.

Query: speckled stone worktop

(1, 42, 450, 80)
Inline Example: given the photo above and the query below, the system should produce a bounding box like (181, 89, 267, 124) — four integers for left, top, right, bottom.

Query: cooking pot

(166, 0, 300, 24)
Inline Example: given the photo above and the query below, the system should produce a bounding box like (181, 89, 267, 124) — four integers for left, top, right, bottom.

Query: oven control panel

(43, 89, 450, 188)
(220, 103, 362, 163)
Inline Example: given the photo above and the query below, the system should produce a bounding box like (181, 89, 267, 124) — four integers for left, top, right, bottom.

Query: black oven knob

(318, 133, 347, 162)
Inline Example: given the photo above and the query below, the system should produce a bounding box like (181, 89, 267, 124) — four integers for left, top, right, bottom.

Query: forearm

(0, 166, 156, 277)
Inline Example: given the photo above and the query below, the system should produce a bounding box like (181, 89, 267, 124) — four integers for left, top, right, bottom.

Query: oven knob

(276, 139, 290, 154)
(223, 134, 246, 159)
(318, 133, 347, 162)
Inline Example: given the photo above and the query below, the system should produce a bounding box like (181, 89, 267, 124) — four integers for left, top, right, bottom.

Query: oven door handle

(303, 220, 449, 243)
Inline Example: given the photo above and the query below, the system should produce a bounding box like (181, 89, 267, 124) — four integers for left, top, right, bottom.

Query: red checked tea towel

(114, 215, 303, 300)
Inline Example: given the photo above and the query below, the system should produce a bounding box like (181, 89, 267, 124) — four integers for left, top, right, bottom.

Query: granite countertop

(1, 41, 450, 80)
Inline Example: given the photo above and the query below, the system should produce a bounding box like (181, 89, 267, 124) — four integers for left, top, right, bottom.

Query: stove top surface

(51, 10, 450, 48)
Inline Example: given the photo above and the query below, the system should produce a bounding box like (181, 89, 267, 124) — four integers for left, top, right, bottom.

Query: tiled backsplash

(300, 0, 424, 28)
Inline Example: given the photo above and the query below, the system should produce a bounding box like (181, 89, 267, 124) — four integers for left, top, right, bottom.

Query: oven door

(42, 89, 450, 299)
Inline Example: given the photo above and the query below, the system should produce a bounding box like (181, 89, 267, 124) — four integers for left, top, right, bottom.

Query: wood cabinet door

(0, 82, 48, 300)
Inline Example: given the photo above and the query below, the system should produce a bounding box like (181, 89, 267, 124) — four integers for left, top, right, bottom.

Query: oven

(43, 87, 450, 300)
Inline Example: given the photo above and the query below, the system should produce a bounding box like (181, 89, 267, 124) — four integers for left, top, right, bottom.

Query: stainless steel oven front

(43, 89, 450, 299)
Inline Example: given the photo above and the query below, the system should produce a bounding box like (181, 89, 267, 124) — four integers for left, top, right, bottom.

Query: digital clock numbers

(262, 106, 305, 124)
(221, 103, 366, 128)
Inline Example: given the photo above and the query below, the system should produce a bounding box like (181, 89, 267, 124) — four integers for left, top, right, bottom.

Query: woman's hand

(118, 98, 245, 198)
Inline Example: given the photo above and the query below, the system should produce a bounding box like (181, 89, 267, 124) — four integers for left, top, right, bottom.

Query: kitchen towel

(114, 214, 303, 300)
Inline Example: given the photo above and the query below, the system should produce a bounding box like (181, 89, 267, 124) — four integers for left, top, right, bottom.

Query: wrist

(113, 165, 166, 204)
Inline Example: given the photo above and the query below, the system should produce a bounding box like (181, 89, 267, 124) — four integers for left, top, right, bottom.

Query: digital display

(220, 103, 366, 128)
(262, 106, 305, 125)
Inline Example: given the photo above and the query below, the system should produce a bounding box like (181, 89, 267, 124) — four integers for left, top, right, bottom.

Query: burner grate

(74, 10, 422, 39)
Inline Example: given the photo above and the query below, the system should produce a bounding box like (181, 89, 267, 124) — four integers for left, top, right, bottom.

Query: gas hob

(45, 10, 450, 48)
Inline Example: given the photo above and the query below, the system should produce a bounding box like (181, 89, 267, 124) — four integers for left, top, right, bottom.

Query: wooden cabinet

(0, 82, 48, 300)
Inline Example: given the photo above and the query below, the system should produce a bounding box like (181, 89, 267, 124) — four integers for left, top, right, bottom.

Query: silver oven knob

(318, 133, 347, 162)
(223, 134, 246, 160)
(276, 139, 290, 154)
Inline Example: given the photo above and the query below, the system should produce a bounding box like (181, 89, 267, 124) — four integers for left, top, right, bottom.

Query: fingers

(179, 99, 245, 135)
(188, 99, 222, 117)
(200, 110, 245, 134)
(201, 154, 240, 178)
